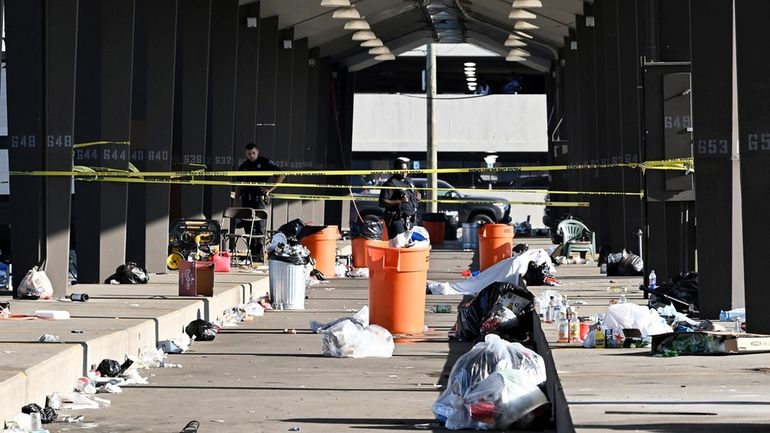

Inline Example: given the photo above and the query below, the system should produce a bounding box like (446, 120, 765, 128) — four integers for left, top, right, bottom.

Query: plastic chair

(222, 207, 269, 265)
(557, 219, 596, 260)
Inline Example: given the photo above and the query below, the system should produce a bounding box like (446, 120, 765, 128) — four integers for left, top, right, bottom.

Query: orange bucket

(478, 224, 514, 271)
(352, 237, 379, 268)
(423, 221, 445, 244)
(367, 242, 431, 334)
(300, 225, 340, 277)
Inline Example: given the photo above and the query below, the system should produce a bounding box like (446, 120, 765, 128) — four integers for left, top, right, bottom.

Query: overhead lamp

(515, 31, 533, 39)
(463, 62, 476, 67)
(375, 53, 395, 61)
(360, 38, 384, 47)
(466, 77, 477, 82)
(509, 9, 536, 19)
(514, 21, 539, 30)
(368, 46, 390, 55)
(332, 7, 360, 19)
(344, 19, 370, 30)
(464, 70, 475, 76)
(464, 66, 476, 71)
(351, 30, 376, 41)
(505, 38, 527, 47)
(468, 85, 478, 91)
(509, 48, 531, 57)
(320, 0, 351, 7)
(512, 0, 542, 7)
(506, 55, 526, 62)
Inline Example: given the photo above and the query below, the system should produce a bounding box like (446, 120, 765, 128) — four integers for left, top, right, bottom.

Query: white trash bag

(19, 266, 54, 300)
(321, 319, 394, 358)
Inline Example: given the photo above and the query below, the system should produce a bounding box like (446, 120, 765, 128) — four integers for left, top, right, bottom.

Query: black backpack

(105, 262, 149, 284)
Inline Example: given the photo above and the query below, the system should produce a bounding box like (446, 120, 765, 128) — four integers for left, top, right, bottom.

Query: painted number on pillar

(148, 151, 169, 161)
(183, 154, 203, 164)
(747, 133, 770, 152)
(75, 149, 98, 160)
(47, 135, 73, 148)
(11, 135, 36, 148)
(214, 156, 233, 166)
(664, 115, 691, 130)
(696, 139, 728, 155)
(103, 149, 127, 160)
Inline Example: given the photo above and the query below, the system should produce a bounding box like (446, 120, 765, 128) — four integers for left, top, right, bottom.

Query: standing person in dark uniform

(378, 158, 420, 240)
(233, 143, 285, 259)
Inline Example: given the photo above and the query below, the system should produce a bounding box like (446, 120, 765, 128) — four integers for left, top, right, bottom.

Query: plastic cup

(579, 322, 590, 341)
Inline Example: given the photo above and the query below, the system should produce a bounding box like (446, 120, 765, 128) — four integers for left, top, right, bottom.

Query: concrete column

(301, 48, 322, 223)
(175, 0, 211, 219)
(323, 68, 354, 227)
(271, 28, 294, 229)
(313, 56, 334, 225)
(204, 0, 239, 221)
(44, 0, 79, 297)
(691, 0, 740, 318)
(233, 3, 260, 149)
(736, 1, 770, 333)
(5, 0, 45, 296)
(576, 10, 598, 228)
(127, 0, 177, 273)
(73, 0, 135, 283)
(563, 33, 582, 226)
(289, 38, 309, 222)
(255, 16, 278, 230)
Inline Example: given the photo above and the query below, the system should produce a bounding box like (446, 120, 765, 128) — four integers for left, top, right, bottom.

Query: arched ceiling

(244, 0, 586, 72)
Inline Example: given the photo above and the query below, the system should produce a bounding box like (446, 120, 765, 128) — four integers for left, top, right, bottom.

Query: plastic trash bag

(185, 319, 218, 341)
(277, 218, 305, 242)
(454, 282, 535, 342)
(321, 319, 394, 358)
(602, 303, 672, 338)
(159, 333, 192, 354)
(19, 266, 54, 300)
(104, 262, 149, 284)
(310, 306, 369, 333)
(96, 358, 133, 378)
(433, 335, 547, 429)
(606, 250, 644, 276)
(350, 219, 383, 240)
(389, 226, 430, 248)
(21, 403, 57, 424)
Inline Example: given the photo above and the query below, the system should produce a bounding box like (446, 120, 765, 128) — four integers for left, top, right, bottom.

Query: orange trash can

(300, 225, 340, 277)
(367, 242, 431, 334)
(352, 237, 379, 268)
(478, 224, 514, 271)
(421, 213, 446, 245)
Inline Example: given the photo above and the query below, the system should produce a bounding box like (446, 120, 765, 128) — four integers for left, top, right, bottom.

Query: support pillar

(289, 38, 309, 222)
(233, 3, 260, 151)
(255, 16, 278, 230)
(271, 28, 294, 228)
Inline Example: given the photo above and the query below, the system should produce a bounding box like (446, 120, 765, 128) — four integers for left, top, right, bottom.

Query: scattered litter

(159, 333, 192, 354)
(288, 427, 301, 431)
(310, 306, 369, 333)
(18, 266, 54, 299)
(185, 319, 219, 342)
(71, 330, 84, 334)
(34, 310, 70, 320)
(211, 419, 225, 423)
(179, 420, 200, 433)
(284, 328, 297, 334)
(319, 309, 394, 358)
(346, 268, 369, 278)
(38, 334, 60, 343)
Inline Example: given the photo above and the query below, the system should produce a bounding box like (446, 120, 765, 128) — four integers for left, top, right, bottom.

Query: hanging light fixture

(368, 46, 390, 55)
(509, 9, 536, 19)
(320, 0, 351, 7)
(508, 48, 531, 57)
(463, 61, 476, 67)
(505, 38, 527, 47)
(466, 77, 477, 82)
(514, 21, 539, 30)
(512, 0, 543, 7)
(344, 19, 370, 30)
(515, 31, 534, 39)
(506, 55, 526, 62)
(465, 70, 475, 76)
(360, 38, 384, 47)
(332, 7, 360, 19)
(351, 30, 376, 41)
(375, 53, 396, 61)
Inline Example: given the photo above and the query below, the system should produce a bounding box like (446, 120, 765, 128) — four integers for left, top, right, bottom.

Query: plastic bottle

(595, 327, 605, 348)
(719, 308, 746, 321)
(545, 296, 557, 323)
(619, 294, 628, 304)
(569, 308, 580, 342)
(734, 318, 743, 333)
(648, 270, 657, 289)
(552, 299, 562, 323)
(558, 313, 570, 343)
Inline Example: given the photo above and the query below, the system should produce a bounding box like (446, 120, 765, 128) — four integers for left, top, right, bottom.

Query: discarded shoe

(180, 420, 199, 433)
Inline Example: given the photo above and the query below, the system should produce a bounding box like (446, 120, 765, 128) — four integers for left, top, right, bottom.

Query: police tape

(72, 140, 130, 149)
(79, 175, 588, 207)
(7, 157, 694, 179)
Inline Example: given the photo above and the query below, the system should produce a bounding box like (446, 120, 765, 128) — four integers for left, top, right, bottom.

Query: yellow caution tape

(72, 140, 130, 149)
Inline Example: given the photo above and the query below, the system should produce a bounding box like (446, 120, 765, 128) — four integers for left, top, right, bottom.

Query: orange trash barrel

(352, 237, 379, 268)
(421, 213, 446, 245)
(478, 224, 514, 271)
(367, 242, 431, 334)
(300, 225, 340, 277)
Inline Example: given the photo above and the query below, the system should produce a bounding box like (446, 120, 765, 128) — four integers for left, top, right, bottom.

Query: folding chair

(222, 207, 269, 266)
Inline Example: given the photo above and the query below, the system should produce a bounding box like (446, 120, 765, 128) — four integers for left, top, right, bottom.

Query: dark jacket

(378, 175, 418, 217)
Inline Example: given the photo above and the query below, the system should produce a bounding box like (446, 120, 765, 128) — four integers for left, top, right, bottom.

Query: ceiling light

(506, 55, 526, 62)
(505, 39, 527, 47)
(344, 19, 370, 30)
(514, 21, 539, 30)
(361, 38, 384, 47)
(368, 46, 390, 55)
(515, 31, 533, 39)
(468, 86, 477, 91)
(509, 9, 536, 19)
(320, 0, 351, 7)
(351, 30, 376, 41)
(466, 77, 477, 82)
(464, 66, 476, 71)
(375, 53, 395, 61)
(332, 7, 360, 19)
(465, 71, 475, 76)
(512, 0, 543, 7)
(509, 48, 531, 57)
(463, 62, 476, 67)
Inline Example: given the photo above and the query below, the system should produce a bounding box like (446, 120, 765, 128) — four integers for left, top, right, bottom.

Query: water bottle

(545, 296, 557, 323)
(553, 300, 562, 322)
(719, 308, 746, 321)
(648, 270, 657, 289)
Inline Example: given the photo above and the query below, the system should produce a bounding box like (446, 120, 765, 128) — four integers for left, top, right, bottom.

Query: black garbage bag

(453, 282, 535, 342)
(646, 272, 699, 313)
(606, 250, 644, 276)
(96, 358, 134, 377)
(350, 220, 383, 240)
(185, 319, 218, 341)
(268, 249, 311, 266)
(277, 218, 305, 242)
(522, 262, 556, 286)
(297, 225, 326, 241)
(512, 243, 529, 255)
(22, 403, 57, 424)
(104, 262, 149, 284)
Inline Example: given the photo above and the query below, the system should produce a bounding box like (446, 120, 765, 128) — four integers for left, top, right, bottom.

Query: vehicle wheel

(363, 214, 382, 224)
(470, 214, 494, 225)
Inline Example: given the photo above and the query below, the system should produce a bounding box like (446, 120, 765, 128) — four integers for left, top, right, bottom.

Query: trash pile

(432, 335, 549, 430)
(310, 306, 395, 358)
(604, 250, 644, 276)
(388, 226, 430, 249)
(643, 271, 698, 314)
(104, 262, 149, 284)
(427, 249, 555, 296)
(452, 282, 536, 344)
(581, 303, 673, 349)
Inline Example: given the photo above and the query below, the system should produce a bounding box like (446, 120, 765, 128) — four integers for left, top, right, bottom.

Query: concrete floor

(3, 238, 770, 433)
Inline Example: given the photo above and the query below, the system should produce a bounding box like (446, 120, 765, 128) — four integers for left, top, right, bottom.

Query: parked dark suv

(350, 178, 510, 225)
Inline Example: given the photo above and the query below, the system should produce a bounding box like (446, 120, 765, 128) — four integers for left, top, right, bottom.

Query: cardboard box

(178, 261, 214, 297)
(651, 331, 770, 355)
